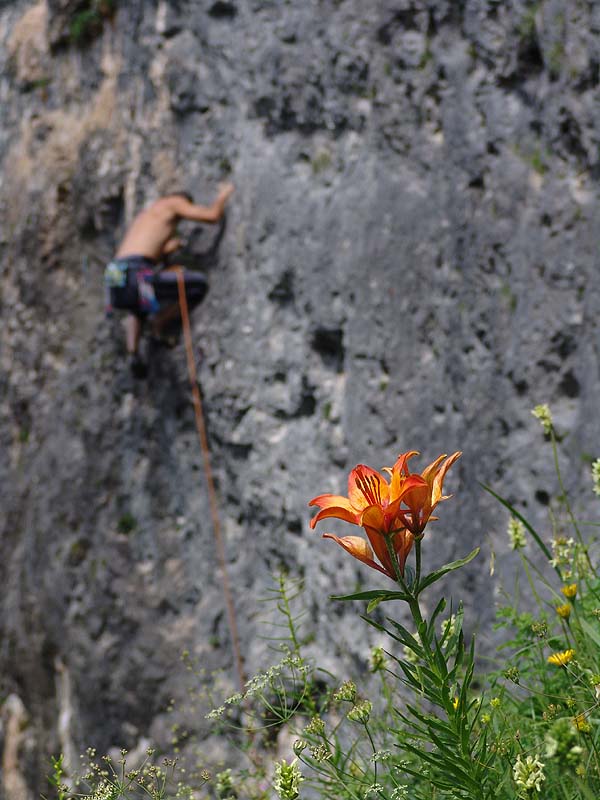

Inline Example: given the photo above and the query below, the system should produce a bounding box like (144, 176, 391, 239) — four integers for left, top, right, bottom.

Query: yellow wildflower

(452, 697, 459, 710)
(561, 584, 577, 599)
(547, 649, 575, 666)
(556, 604, 571, 619)
(573, 714, 591, 733)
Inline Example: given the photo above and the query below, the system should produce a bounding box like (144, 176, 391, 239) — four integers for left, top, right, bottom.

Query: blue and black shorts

(105, 255, 207, 318)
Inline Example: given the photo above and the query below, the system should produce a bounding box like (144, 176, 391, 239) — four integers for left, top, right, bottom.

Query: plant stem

(550, 429, 589, 562)
(519, 553, 544, 606)
(415, 538, 422, 588)
(278, 574, 301, 653)
(384, 535, 409, 591)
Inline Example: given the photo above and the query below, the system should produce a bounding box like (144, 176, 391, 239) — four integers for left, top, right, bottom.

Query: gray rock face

(1, 0, 599, 791)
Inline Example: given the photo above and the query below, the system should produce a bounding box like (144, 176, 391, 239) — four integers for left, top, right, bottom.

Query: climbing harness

(175, 269, 246, 691)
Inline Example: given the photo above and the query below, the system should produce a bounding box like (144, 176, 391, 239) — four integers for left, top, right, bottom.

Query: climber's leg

(150, 268, 208, 341)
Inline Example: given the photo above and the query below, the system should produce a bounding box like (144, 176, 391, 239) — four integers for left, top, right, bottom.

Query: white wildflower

(440, 614, 458, 638)
(273, 758, 303, 800)
(370, 750, 391, 763)
(513, 754, 545, 795)
(403, 631, 421, 664)
(549, 537, 575, 571)
(347, 700, 372, 724)
(507, 517, 526, 550)
(592, 458, 600, 497)
(531, 404, 553, 435)
(205, 705, 226, 720)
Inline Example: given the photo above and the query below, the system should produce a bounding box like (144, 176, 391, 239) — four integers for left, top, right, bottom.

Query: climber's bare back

(116, 185, 234, 262)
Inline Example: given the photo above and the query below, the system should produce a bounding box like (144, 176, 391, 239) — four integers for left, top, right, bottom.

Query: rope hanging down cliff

(175, 268, 245, 691)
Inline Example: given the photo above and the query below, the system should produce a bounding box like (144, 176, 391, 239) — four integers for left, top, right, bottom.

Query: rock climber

(105, 184, 234, 378)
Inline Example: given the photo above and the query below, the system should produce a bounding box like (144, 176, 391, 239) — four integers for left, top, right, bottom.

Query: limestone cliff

(1, 0, 599, 793)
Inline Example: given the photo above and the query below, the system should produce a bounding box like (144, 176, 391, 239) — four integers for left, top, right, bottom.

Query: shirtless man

(105, 184, 234, 377)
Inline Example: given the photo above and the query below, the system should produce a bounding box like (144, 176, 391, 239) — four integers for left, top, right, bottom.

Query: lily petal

(309, 493, 359, 529)
(322, 533, 393, 578)
(361, 505, 397, 576)
(431, 451, 461, 506)
(309, 503, 360, 529)
(309, 493, 355, 511)
(388, 451, 420, 498)
(392, 451, 420, 476)
(348, 464, 390, 509)
(420, 454, 447, 485)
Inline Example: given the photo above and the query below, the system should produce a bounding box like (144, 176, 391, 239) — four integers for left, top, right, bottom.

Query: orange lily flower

(309, 460, 425, 578)
(309, 451, 461, 579)
(391, 451, 462, 537)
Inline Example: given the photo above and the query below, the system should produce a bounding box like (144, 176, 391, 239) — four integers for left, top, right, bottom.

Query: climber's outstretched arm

(169, 183, 234, 224)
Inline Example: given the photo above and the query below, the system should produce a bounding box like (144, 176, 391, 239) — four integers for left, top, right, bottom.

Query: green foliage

(117, 513, 137, 535)
(512, 142, 550, 175)
(311, 150, 332, 175)
(69, 1, 116, 45)
(57, 403, 600, 799)
(48, 754, 69, 800)
(73, 748, 200, 800)
(517, 4, 539, 41)
(418, 46, 433, 69)
(29, 77, 51, 92)
(500, 281, 517, 314)
(529, 147, 549, 174)
(214, 768, 235, 799)
(68, 538, 89, 566)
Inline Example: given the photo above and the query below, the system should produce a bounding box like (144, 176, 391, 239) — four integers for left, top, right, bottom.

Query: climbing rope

(175, 269, 246, 691)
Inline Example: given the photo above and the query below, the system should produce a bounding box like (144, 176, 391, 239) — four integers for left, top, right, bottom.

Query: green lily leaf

(404, 565, 416, 591)
(579, 617, 600, 649)
(367, 597, 384, 613)
(330, 589, 411, 604)
(416, 548, 480, 595)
